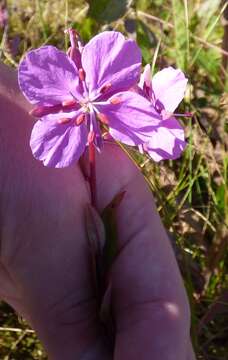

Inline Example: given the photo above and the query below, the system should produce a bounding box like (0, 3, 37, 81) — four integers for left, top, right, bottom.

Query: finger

(95, 143, 194, 360)
(0, 77, 109, 359)
(188, 340, 197, 360)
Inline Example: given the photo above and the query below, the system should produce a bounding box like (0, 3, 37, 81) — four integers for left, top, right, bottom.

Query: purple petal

(19, 46, 81, 106)
(82, 31, 141, 97)
(145, 117, 186, 161)
(95, 91, 161, 146)
(30, 112, 87, 167)
(152, 67, 188, 113)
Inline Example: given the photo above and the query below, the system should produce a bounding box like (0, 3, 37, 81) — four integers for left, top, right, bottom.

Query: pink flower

(18, 31, 161, 167)
(139, 65, 189, 161)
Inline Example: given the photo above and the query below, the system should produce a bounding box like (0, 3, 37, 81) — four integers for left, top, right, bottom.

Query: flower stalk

(88, 140, 97, 207)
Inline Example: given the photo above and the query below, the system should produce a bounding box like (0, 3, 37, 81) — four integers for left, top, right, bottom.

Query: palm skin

(0, 62, 196, 359)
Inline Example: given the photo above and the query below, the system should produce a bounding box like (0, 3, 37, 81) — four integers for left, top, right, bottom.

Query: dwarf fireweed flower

(18, 30, 162, 168)
(139, 64, 190, 161)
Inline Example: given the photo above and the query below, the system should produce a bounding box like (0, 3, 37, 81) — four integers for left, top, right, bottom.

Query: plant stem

(89, 141, 97, 207)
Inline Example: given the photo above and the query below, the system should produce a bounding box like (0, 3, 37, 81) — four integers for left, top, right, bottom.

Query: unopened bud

(79, 68, 85, 81)
(67, 47, 72, 57)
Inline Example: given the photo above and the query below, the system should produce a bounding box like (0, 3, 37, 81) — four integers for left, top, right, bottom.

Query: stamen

(29, 104, 62, 117)
(57, 117, 71, 124)
(110, 97, 122, 105)
(79, 68, 85, 81)
(161, 110, 172, 120)
(97, 112, 109, 125)
(88, 131, 95, 144)
(173, 112, 193, 118)
(62, 99, 78, 107)
(161, 109, 193, 120)
(75, 113, 86, 125)
(100, 82, 112, 93)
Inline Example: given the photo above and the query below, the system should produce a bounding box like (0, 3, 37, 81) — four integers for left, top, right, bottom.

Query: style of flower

(18, 31, 162, 168)
(139, 64, 189, 161)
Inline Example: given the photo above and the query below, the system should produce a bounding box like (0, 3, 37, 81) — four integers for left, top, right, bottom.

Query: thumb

(95, 143, 193, 360)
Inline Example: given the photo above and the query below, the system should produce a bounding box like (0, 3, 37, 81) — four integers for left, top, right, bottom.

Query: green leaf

(216, 184, 225, 214)
(197, 0, 221, 28)
(171, 0, 188, 70)
(101, 191, 125, 274)
(136, 19, 156, 64)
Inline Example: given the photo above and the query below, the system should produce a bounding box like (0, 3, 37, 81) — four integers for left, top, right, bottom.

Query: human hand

(0, 63, 195, 359)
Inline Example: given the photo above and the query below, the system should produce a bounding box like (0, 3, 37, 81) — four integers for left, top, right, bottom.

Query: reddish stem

(89, 141, 97, 207)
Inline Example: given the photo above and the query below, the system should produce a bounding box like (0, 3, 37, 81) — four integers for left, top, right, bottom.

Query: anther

(79, 68, 85, 81)
(58, 117, 71, 124)
(75, 113, 86, 125)
(29, 106, 43, 117)
(62, 99, 77, 107)
(100, 83, 112, 93)
(161, 109, 193, 120)
(183, 112, 193, 117)
(88, 131, 95, 144)
(110, 97, 122, 105)
(172, 112, 193, 118)
(97, 112, 109, 125)
(29, 105, 61, 117)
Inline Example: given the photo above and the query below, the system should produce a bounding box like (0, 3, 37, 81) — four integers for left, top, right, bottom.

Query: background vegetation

(0, 0, 227, 359)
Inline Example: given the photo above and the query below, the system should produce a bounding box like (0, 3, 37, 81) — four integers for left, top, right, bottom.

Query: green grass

(0, 0, 228, 359)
